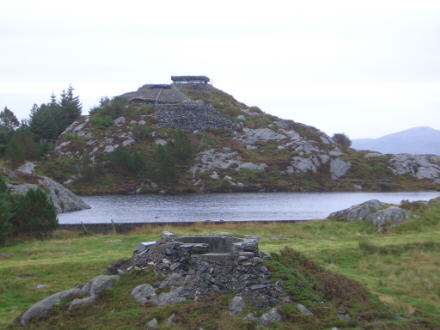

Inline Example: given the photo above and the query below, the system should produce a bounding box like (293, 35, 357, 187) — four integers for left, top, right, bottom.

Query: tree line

(0, 86, 82, 167)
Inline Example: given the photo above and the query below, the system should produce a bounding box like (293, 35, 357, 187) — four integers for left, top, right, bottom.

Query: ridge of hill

(37, 81, 440, 194)
(352, 126, 440, 155)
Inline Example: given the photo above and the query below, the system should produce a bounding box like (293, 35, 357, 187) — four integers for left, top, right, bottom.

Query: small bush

(0, 188, 13, 244)
(11, 188, 58, 236)
(89, 97, 132, 129)
(332, 133, 351, 148)
(166, 130, 194, 165)
(133, 125, 152, 141)
(90, 115, 113, 130)
(107, 148, 147, 176)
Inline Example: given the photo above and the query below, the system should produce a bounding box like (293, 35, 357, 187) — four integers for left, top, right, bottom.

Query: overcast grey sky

(1, 0, 440, 139)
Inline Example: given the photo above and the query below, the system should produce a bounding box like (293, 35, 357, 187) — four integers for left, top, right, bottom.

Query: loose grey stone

(243, 312, 258, 322)
(104, 145, 117, 153)
(259, 307, 283, 324)
(146, 318, 158, 329)
(167, 313, 177, 325)
(229, 295, 245, 316)
(17, 161, 36, 175)
(131, 284, 156, 306)
(210, 171, 219, 179)
(114, 116, 126, 126)
(35, 284, 48, 290)
(122, 139, 135, 147)
(155, 286, 187, 305)
(214, 232, 232, 236)
(337, 308, 350, 320)
(162, 231, 175, 239)
(295, 302, 313, 316)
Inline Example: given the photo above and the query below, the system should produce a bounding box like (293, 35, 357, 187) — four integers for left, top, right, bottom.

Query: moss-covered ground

(1, 198, 440, 329)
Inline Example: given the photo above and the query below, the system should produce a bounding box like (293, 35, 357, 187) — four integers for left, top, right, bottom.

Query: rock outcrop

(328, 199, 412, 231)
(21, 275, 119, 325)
(389, 154, 440, 183)
(1, 166, 90, 213)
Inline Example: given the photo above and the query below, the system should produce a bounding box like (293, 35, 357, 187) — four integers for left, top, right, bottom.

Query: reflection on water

(58, 191, 440, 224)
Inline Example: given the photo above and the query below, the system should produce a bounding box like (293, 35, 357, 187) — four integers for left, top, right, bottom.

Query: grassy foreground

(1, 199, 440, 329)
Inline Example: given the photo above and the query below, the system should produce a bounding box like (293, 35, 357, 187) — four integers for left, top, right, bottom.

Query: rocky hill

(352, 126, 440, 155)
(40, 78, 440, 194)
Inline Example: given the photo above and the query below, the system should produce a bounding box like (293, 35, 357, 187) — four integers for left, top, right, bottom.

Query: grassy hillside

(1, 198, 440, 329)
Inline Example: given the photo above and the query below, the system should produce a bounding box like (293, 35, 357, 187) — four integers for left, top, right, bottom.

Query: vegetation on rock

(0, 175, 58, 245)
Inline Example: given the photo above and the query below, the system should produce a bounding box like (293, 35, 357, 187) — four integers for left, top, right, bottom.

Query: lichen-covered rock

(69, 275, 120, 310)
(389, 154, 440, 181)
(21, 275, 119, 324)
(369, 206, 412, 232)
(131, 284, 157, 306)
(328, 199, 384, 221)
(328, 200, 412, 231)
(21, 288, 81, 325)
(17, 161, 36, 175)
(234, 127, 287, 145)
(330, 158, 351, 179)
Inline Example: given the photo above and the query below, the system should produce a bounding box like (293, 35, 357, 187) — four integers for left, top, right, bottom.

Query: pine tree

(59, 85, 82, 128)
(0, 107, 19, 131)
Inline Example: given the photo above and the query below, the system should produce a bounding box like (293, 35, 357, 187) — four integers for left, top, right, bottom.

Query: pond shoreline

(59, 219, 312, 234)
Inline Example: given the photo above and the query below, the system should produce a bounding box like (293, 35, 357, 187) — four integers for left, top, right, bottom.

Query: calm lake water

(58, 191, 440, 224)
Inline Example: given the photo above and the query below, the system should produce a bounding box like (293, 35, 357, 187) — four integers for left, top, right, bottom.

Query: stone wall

(155, 100, 235, 131)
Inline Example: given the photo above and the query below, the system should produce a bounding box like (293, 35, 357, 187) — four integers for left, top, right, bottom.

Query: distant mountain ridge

(352, 127, 440, 155)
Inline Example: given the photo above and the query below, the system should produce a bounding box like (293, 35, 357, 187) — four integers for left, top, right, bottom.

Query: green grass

(2, 200, 440, 328)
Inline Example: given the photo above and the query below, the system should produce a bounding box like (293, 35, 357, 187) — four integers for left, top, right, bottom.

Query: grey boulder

(259, 307, 283, 324)
(21, 288, 81, 325)
(328, 200, 412, 231)
(69, 275, 120, 310)
(131, 284, 157, 306)
(131, 284, 186, 306)
(328, 199, 384, 221)
(229, 295, 245, 316)
(295, 302, 313, 316)
(369, 206, 411, 231)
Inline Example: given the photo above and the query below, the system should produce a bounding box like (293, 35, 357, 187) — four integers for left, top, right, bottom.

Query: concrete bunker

(171, 235, 259, 259)
(175, 236, 242, 255)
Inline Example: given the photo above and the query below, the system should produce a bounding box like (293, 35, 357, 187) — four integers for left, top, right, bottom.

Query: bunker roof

(171, 75, 210, 83)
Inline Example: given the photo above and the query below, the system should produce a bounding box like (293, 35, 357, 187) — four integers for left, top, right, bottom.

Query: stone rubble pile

(130, 232, 290, 309)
